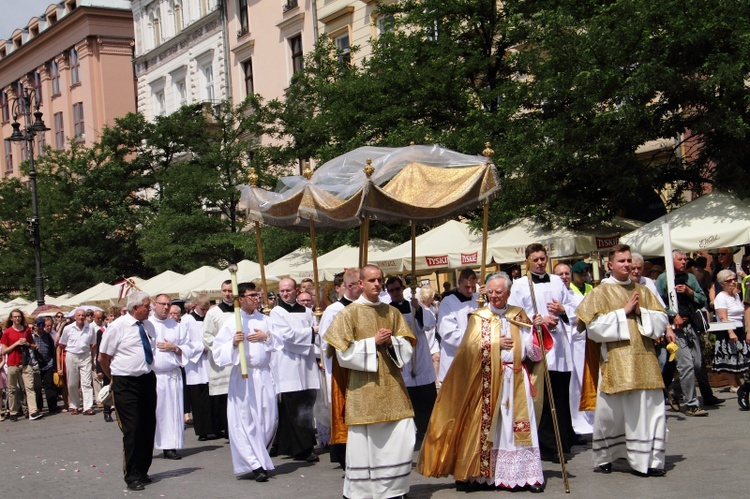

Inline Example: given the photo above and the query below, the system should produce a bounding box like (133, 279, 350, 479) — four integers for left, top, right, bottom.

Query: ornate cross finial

(363, 158, 375, 178)
(303, 165, 313, 180)
(482, 142, 494, 164)
(247, 168, 259, 187)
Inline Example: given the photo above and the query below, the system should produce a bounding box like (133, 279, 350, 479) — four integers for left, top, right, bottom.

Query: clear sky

(0, 0, 58, 40)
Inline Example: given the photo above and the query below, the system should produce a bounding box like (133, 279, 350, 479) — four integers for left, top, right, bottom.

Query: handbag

(53, 372, 65, 388)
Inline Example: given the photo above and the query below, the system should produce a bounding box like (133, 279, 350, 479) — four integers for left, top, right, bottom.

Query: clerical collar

(530, 272, 550, 284)
(449, 289, 474, 303)
(278, 300, 306, 313)
(190, 311, 204, 322)
(603, 276, 631, 285)
(489, 303, 508, 315)
(338, 296, 354, 307)
(218, 301, 234, 313)
(356, 295, 381, 306)
(391, 300, 411, 315)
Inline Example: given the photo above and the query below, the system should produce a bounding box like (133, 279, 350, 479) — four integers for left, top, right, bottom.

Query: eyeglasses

(242, 293, 261, 298)
(724, 278, 737, 282)
(55, 314, 63, 318)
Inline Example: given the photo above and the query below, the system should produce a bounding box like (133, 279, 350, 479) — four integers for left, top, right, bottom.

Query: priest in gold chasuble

(324, 264, 416, 499)
(418, 273, 547, 492)
(576, 244, 669, 477)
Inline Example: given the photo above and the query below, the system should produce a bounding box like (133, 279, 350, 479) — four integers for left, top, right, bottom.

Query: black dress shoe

(252, 467, 268, 482)
(594, 463, 612, 474)
(198, 435, 208, 441)
(163, 450, 182, 460)
(103, 412, 113, 422)
(704, 397, 724, 406)
(647, 468, 666, 477)
(127, 481, 145, 491)
(142, 475, 153, 484)
(528, 482, 546, 493)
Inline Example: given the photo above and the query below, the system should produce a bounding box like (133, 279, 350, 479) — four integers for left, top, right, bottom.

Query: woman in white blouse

(713, 270, 750, 392)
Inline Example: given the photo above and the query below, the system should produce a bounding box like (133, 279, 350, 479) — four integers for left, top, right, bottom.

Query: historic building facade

(0, 0, 136, 179)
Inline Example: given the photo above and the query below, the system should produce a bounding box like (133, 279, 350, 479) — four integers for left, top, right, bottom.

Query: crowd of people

(1, 244, 749, 497)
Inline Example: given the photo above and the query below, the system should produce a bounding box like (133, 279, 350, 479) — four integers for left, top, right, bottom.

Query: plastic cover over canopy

(238, 144, 500, 229)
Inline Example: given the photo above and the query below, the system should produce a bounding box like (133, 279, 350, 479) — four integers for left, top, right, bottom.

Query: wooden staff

(247, 168, 270, 313)
(360, 158, 375, 267)
(410, 220, 418, 377)
(527, 269, 570, 493)
(303, 166, 323, 323)
(477, 143, 493, 307)
(228, 264, 248, 379)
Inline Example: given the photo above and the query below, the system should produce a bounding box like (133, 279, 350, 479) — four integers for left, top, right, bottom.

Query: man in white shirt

(57, 309, 96, 414)
(98, 291, 157, 491)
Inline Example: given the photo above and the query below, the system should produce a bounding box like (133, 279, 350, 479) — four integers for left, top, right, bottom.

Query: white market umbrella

(621, 191, 750, 256)
(370, 220, 483, 273)
(486, 217, 644, 263)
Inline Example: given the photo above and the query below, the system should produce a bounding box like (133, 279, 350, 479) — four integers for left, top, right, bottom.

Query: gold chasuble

(576, 281, 665, 411)
(324, 302, 416, 442)
(417, 305, 531, 482)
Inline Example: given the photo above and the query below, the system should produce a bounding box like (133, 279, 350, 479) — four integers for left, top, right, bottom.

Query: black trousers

(40, 368, 59, 413)
(189, 383, 214, 436)
(407, 383, 437, 440)
(276, 389, 317, 457)
(538, 370, 576, 455)
(112, 372, 157, 485)
(209, 393, 228, 436)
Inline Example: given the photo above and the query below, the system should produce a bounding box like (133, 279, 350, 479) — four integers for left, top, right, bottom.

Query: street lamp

(9, 86, 49, 307)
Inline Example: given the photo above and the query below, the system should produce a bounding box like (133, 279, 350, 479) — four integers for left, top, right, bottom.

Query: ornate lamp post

(9, 86, 49, 306)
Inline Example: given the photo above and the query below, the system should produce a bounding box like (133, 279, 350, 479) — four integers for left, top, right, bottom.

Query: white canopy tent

(486, 217, 644, 263)
(0, 298, 31, 319)
(59, 282, 115, 308)
(187, 260, 278, 300)
(621, 192, 750, 256)
(84, 277, 148, 309)
(370, 220, 483, 273)
(286, 239, 398, 281)
(159, 265, 223, 299)
(265, 248, 313, 280)
(139, 270, 185, 297)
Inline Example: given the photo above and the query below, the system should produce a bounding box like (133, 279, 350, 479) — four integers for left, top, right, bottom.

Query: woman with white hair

(712, 269, 750, 392)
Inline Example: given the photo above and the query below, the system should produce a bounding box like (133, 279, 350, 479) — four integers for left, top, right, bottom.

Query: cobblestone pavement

(1, 390, 747, 498)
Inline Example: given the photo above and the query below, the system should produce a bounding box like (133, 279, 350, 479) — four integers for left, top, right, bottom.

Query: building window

(54, 112, 65, 149)
(377, 14, 395, 35)
(153, 91, 165, 116)
(4, 139, 13, 171)
(1, 92, 9, 122)
(153, 17, 162, 46)
(173, 1, 183, 34)
(50, 60, 61, 96)
(290, 35, 303, 75)
(15, 82, 26, 115)
(203, 65, 214, 101)
(200, 0, 209, 16)
(238, 0, 249, 36)
(335, 33, 351, 66)
(70, 48, 81, 86)
(176, 80, 187, 107)
(32, 71, 43, 104)
(243, 59, 254, 96)
(73, 102, 85, 140)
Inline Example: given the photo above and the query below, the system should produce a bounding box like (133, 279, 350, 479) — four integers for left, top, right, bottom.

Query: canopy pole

(248, 168, 269, 312)
(477, 142, 494, 307)
(361, 158, 375, 267)
(302, 166, 323, 322)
